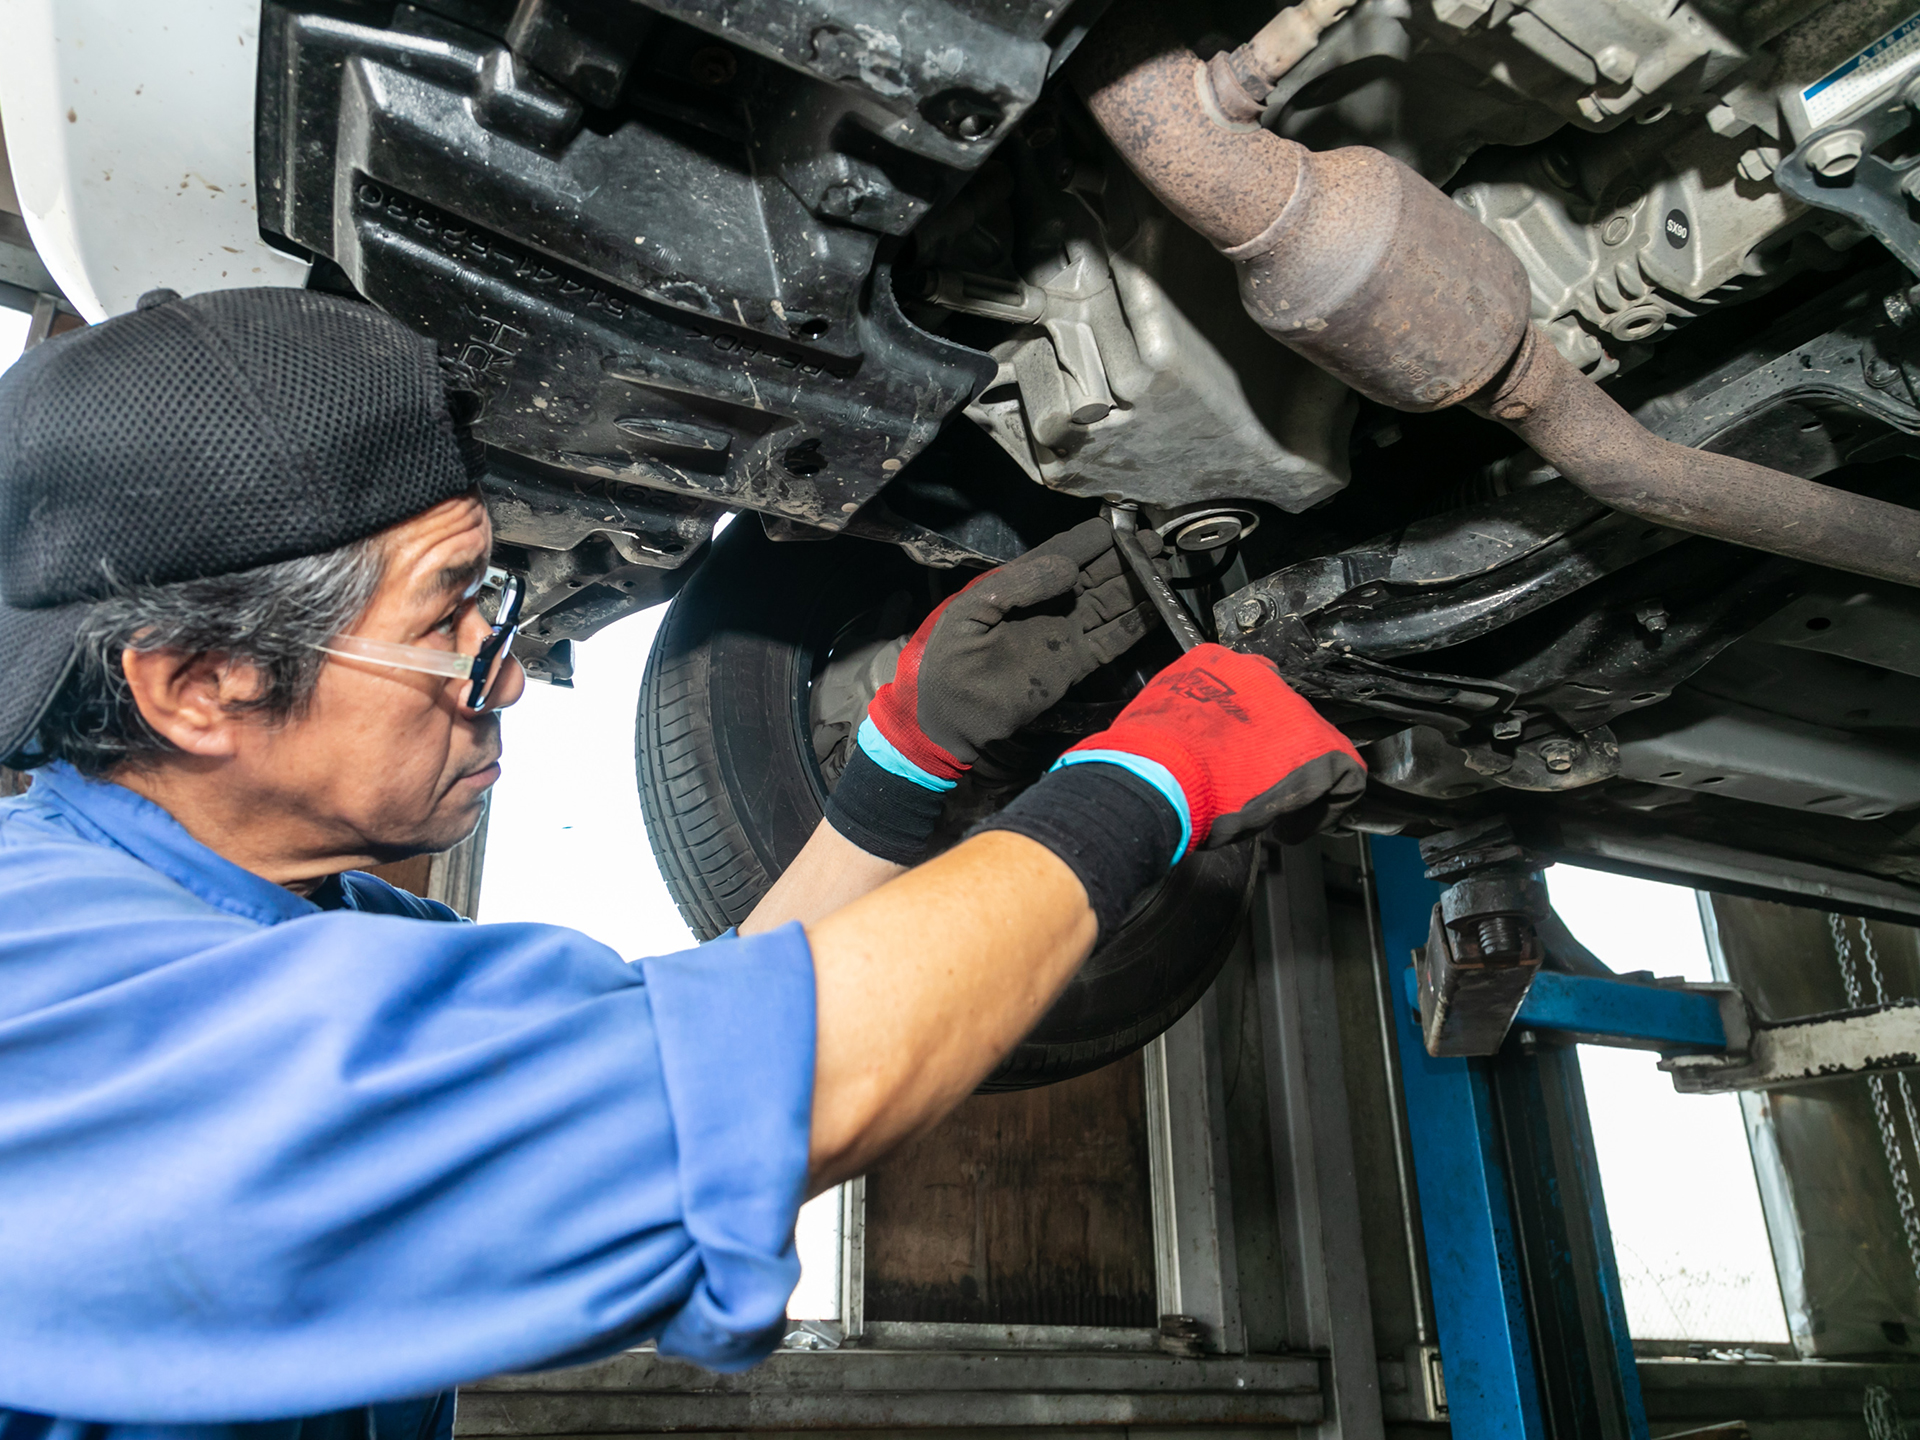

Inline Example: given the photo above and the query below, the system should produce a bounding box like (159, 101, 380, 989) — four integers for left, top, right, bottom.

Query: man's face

(215, 494, 526, 869)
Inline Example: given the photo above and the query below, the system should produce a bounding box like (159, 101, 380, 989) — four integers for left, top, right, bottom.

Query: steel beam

(1255, 844, 1385, 1439)
(1143, 994, 1245, 1353)
(1371, 835, 1545, 1439)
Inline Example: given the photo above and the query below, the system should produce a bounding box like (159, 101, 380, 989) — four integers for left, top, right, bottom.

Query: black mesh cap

(0, 286, 480, 765)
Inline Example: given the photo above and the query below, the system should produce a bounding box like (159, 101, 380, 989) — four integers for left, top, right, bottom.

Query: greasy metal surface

(1474, 326, 1920, 588)
(950, 146, 1356, 515)
(1216, 481, 1677, 663)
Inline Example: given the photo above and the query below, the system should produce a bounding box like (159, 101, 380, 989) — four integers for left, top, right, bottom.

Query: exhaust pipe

(1073, 3, 1920, 589)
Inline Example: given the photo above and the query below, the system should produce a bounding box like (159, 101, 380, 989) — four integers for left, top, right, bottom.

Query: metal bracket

(1664, 997, 1920, 1093)
(1411, 818, 1552, 1056)
(1408, 930, 1920, 1097)
(1776, 89, 1920, 278)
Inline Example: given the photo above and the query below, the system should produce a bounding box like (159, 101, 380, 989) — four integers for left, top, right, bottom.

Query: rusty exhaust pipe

(1472, 328, 1920, 587)
(1073, 2, 1920, 589)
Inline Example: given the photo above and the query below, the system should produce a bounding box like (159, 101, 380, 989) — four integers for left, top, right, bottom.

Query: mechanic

(0, 288, 1364, 1438)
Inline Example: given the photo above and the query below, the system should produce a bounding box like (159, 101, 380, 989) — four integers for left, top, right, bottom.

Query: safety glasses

(316, 567, 526, 712)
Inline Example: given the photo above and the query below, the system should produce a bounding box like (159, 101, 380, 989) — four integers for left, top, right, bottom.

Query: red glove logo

(1065, 645, 1366, 848)
(1166, 668, 1251, 722)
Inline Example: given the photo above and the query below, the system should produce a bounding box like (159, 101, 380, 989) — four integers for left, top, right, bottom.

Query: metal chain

(1864, 1382, 1909, 1440)
(1861, 924, 1920, 1184)
(1862, 922, 1920, 1201)
(1831, 912, 1920, 1296)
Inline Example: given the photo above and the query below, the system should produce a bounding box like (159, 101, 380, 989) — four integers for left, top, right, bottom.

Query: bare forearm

(803, 830, 1096, 1190)
(741, 820, 905, 935)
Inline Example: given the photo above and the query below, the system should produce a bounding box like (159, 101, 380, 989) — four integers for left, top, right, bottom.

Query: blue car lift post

(1367, 827, 1920, 1435)
(1370, 835, 1713, 1440)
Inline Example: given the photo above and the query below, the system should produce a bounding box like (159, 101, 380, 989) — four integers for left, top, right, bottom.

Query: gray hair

(30, 537, 387, 777)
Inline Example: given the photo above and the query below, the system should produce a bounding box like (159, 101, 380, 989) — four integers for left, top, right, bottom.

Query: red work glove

(863, 517, 1154, 782)
(825, 518, 1155, 865)
(1056, 643, 1366, 853)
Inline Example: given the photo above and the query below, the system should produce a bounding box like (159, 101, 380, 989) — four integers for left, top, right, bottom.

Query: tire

(636, 519, 1257, 1090)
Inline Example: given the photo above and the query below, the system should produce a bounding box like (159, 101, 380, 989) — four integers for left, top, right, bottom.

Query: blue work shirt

(0, 764, 817, 1424)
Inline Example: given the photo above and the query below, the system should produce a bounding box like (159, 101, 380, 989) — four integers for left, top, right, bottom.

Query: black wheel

(636, 519, 1258, 1091)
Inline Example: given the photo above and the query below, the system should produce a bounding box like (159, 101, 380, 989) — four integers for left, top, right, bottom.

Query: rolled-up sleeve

(0, 841, 819, 1424)
(639, 934, 815, 1369)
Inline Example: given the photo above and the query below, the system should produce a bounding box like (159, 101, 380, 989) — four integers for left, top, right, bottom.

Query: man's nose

(487, 654, 529, 712)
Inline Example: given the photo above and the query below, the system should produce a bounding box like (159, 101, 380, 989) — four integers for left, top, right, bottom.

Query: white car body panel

(0, 0, 309, 320)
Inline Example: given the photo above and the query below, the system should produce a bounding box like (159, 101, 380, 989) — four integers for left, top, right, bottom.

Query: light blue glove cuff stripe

(856, 717, 958, 793)
(1050, 750, 1192, 866)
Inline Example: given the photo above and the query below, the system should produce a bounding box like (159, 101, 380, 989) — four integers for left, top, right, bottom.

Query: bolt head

(1233, 596, 1271, 630)
(1594, 44, 1638, 85)
(1538, 738, 1577, 773)
(1601, 214, 1633, 245)
(1737, 146, 1780, 182)
(1806, 129, 1867, 178)
(1175, 515, 1245, 551)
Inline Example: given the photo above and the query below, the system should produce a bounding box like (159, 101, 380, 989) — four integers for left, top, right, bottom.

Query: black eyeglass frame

(465, 570, 526, 712)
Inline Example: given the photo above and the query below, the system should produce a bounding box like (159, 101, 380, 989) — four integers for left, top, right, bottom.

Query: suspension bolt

(1233, 595, 1271, 631)
(1538, 738, 1577, 774)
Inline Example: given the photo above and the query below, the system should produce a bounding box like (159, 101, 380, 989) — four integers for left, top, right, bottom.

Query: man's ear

(119, 648, 256, 758)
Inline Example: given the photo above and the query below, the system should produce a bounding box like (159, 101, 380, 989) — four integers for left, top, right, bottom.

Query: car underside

(242, 0, 1920, 1078)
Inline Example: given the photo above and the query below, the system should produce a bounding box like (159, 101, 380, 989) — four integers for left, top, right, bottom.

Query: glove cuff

(866, 681, 969, 782)
(974, 761, 1186, 944)
(823, 720, 955, 866)
(1052, 749, 1193, 863)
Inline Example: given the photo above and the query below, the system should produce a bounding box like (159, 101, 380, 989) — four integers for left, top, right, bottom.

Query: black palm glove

(825, 517, 1156, 863)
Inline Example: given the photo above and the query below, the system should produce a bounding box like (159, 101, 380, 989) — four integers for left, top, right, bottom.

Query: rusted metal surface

(1076, 4, 1528, 411)
(1084, 1, 1920, 587)
(1228, 146, 1532, 411)
(1203, 0, 1357, 128)
(1474, 326, 1920, 588)
(1071, 1, 1303, 249)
